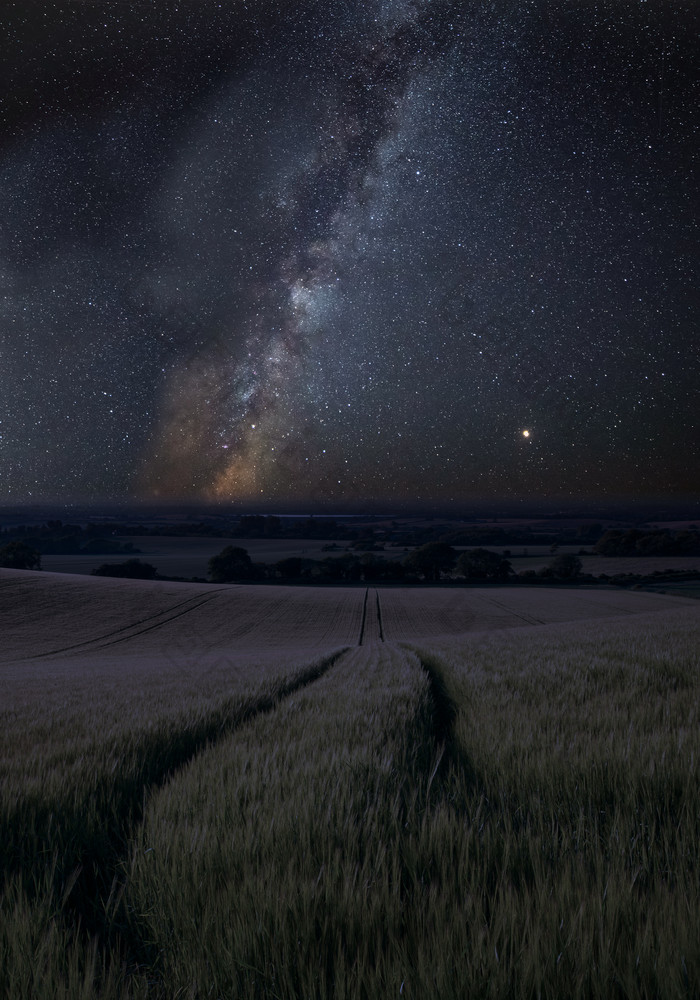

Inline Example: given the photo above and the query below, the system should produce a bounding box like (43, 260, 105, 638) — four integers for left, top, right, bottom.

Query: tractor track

(16, 590, 226, 661)
(477, 592, 544, 626)
(6, 645, 350, 980)
(358, 588, 369, 645)
(358, 588, 384, 644)
(376, 589, 384, 641)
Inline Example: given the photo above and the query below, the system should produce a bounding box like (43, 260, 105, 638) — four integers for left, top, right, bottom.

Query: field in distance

(35, 533, 700, 581)
(1, 568, 694, 667)
(1, 569, 698, 999)
(38, 535, 341, 578)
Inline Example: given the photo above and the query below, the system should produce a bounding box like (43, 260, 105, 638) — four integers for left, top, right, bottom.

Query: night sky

(2, 1, 698, 507)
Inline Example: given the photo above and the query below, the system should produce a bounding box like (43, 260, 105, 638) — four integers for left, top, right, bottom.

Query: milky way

(1, 1, 698, 506)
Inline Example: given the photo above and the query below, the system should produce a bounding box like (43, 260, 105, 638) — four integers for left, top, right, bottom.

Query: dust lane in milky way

(144, 2, 458, 502)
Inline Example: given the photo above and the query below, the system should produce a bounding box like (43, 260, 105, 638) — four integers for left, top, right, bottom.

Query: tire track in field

(8, 645, 350, 975)
(410, 648, 482, 798)
(358, 588, 369, 644)
(475, 593, 544, 626)
(16, 591, 226, 661)
(376, 589, 384, 641)
(358, 588, 384, 644)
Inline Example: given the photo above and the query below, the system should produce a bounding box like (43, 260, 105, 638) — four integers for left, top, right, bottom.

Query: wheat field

(1, 569, 698, 998)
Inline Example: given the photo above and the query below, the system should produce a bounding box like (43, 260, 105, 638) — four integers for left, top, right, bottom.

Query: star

(0, 1, 697, 505)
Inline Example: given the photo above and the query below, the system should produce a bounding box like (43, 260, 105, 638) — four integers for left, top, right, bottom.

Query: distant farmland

(1, 569, 698, 998)
(36, 534, 700, 581)
(39, 535, 346, 579)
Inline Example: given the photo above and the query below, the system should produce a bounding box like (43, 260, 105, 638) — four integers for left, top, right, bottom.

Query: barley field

(1, 569, 698, 998)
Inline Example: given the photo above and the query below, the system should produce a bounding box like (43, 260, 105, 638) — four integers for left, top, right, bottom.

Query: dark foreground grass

(0, 648, 347, 999)
(2, 606, 699, 998)
(125, 613, 698, 999)
(123, 644, 434, 999)
(407, 610, 700, 999)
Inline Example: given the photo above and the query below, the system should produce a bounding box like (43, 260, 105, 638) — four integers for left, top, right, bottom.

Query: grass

(408, 608, 700, 998)
(1, 573, 698, 998)
(1, 647, 347, 999)
(124, 644, 434, 998)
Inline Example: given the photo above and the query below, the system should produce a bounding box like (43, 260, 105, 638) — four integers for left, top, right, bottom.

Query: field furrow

(2, 567, 698, 999)
(18, 591, 224, 661)
(0, 572, 215, 660)
(400, 605, 700, 998)
(359, 587, 383, 643)
(0, 647, 347, 874)
(123, 643, 434, 999)
(0, 575, 366, 667)
(1, 644, 353, 1000)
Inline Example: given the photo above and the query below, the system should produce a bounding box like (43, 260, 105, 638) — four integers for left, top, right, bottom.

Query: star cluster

(1, 1, 698, 505)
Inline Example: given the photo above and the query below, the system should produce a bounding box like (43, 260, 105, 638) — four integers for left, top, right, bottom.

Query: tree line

(594, 529, 700, 557)
(204, 543, 584, 585)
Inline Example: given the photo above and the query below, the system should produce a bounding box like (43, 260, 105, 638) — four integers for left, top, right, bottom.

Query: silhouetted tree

(275, 556, 303, 579)
(320, 554, 363, 581)
(92, 559, 157, 579)
(359, 553, 384, 580)
(457, 548, 512, 581)
(208, 545, 255, 583)
(594, 528, 697, 557)
(403, 542, 456, 582)
(593, 530, 629, 556)
(549, 553, 583, 579)
(0, 541, 41, 570)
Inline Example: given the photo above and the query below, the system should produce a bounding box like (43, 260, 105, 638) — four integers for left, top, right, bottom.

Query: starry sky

(2, 0, 698, 507)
